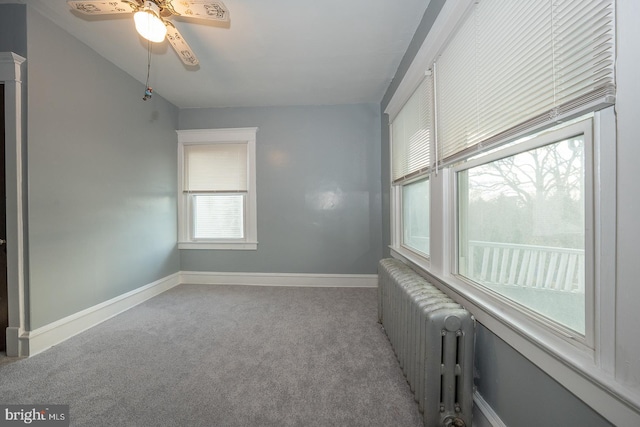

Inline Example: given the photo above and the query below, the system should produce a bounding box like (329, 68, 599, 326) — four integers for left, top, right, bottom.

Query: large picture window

(177, 128, 258, 250)
(456, 120, 591, 335)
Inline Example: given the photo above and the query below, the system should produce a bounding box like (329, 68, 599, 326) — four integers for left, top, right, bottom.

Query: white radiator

(378, 258, 475, 427)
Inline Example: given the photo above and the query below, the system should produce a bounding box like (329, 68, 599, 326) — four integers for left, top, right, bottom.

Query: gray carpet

(0, 284, 423, 426)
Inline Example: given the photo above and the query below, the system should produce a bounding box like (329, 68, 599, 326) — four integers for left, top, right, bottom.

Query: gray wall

(179, 104, 382, 274)
(25, 7, 180, 329)
(379, 2, 613, 425)
(0, 4, 27, 57)
(474, 323, 611, 426)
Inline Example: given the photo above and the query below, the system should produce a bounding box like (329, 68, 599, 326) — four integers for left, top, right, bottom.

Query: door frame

(0, 52, 27, 357)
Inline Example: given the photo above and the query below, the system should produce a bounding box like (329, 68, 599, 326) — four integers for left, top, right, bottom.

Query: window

(402, 178, 430, 256)
(433, 0, 613, 346)
(391, 75, 434, 257)
(456, 120, 592, 336)
(177, 128, 258, 250)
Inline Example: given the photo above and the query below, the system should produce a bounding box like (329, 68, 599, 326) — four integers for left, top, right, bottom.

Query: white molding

(593, 106, 617, 376)
(0, 52, 26, 79)
(178, 241, 257, 250)
(180, 271, 378, 288)
(5, 327, 23, 357)
(473, 391, 507, 427)
(1, 52, 27, 357)
(22, 273, 181, 356)
(176, 127, 258, 143)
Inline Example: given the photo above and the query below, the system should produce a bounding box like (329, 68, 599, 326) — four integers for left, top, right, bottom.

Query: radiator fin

(378, 258, 475, 427)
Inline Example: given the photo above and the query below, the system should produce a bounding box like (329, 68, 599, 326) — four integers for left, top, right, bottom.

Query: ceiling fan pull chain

(143, 38, 153, 101)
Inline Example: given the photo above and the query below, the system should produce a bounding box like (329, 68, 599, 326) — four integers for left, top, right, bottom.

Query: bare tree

(465, 137, 584, 247)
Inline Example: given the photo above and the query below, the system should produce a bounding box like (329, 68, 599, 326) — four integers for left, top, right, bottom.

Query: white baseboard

(22, 272, 181, 356)
(180, 271, 378, 288)
(473, 391, 507, 427)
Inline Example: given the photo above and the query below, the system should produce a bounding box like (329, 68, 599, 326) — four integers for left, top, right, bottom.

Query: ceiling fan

(67, 0, 230, 66)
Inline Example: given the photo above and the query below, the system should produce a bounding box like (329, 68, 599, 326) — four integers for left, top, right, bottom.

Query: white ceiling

(9, 0, 430, 109)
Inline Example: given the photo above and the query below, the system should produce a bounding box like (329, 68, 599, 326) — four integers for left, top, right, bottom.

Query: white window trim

(386, 2, 638, 424)
(452, 118, 596, 350)
(177, 128, 258, 250)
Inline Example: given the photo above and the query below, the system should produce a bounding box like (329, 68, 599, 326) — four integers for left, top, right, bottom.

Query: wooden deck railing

(465, 241, 585, 293)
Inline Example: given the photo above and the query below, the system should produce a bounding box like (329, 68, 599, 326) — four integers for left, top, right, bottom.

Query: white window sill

(178, 241, 258, 250)
(391, 245, 431, 270)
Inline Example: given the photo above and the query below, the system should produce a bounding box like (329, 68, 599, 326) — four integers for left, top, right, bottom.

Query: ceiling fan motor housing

(134, 1, 167, 42)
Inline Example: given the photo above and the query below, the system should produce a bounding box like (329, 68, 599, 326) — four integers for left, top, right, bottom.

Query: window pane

(193, 194, 245, 239)
(458, 136, 585, 334)
(403, 178, 430, 255)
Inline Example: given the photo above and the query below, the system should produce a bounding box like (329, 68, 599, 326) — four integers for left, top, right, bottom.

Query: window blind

(391, 75, 434, 184)
(193, 194, 244, 239)
(183, 143, 248, 192)
(436, 0, 615, 166)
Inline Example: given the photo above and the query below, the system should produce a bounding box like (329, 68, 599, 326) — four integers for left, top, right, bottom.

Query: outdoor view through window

(458, 135, 586, 334)
(403, 178, 430, 256)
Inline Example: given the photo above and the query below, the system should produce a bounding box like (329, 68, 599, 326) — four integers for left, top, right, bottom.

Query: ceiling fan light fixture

(134, 1, 167, 43)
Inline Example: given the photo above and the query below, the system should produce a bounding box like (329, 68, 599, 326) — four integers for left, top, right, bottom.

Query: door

(0, 83, 7, 353)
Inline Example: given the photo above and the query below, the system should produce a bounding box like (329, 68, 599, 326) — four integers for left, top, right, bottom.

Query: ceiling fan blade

(67, 0, 137, 15)
(165, 21, 200, 66)
(164, 0, 229, 22)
